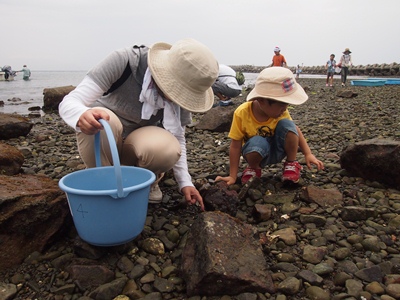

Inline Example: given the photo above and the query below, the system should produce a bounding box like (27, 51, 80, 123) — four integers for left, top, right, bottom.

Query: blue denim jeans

(241, 119, 298, 168)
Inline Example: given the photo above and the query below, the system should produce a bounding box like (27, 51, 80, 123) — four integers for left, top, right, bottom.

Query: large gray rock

(340, 138, 400, 189)
(181, 211, 275, 296)
(0, 174, 72, 271)
(0, 113, 33, 140)
(43, 85, 75, 112)
(300, 185, 343, 208)
(196, 105, 235, 132)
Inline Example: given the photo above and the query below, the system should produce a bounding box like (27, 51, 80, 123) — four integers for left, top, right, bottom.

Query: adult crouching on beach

(58, 38, 219, 211)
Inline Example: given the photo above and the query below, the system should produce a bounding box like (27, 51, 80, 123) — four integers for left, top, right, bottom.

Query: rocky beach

(1, 77, 400, 300)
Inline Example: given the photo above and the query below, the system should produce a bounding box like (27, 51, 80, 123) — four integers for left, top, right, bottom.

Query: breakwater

(232, 63, 400, 77)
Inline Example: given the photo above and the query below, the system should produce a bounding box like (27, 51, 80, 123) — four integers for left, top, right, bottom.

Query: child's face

(330, 55, 335, 60)
(257, 99, 288, 118)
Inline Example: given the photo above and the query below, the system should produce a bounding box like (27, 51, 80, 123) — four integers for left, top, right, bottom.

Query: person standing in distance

(18, 65, 31, 80)
(339, 48, 353, 87)
(270, 47, 287, 67)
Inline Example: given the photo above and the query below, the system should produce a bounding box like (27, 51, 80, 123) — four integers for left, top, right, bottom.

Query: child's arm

(297, 126, 324, 170)
(215, 139, 242, 185)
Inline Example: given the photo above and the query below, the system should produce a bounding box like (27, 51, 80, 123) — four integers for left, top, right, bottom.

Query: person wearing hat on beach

(58, 38, 219, 210)
(212, 64, 242, 107)
(215, 67, 324, 185)
(325, 54, 337, 87)
(270, 47, 287, 67)
(339, 48, 353, 86)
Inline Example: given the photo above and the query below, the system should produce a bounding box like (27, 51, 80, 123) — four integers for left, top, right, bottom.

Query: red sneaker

(282, 161, 302, 183)
(241, 167, 261, 184)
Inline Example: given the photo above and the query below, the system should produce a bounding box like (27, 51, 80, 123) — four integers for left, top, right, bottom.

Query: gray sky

(2, 0, 399, 71)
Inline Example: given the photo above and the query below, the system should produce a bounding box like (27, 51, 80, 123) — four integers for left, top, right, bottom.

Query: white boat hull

(0, 71, 14, 81)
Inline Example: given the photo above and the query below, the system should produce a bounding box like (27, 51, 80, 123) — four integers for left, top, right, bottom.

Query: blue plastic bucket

(59, 119, 155, 246)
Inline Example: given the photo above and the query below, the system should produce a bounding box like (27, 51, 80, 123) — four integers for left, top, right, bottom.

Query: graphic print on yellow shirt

(228, 101, 292, 144)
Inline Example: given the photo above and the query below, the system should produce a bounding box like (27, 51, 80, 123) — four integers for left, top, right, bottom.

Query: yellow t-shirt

(228, 101, 292, 143)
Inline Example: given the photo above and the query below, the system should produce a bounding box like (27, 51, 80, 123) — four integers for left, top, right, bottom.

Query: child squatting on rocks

(215, 67, 325, 185)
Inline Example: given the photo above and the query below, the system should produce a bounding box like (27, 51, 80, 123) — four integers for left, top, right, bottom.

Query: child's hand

(215, 175, 236, 186)
(304, 153, 324, 170)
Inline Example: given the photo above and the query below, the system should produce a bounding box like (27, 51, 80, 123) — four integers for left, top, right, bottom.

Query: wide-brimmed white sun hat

(148, 38, 218, 113)
(246, 67, 308, 105)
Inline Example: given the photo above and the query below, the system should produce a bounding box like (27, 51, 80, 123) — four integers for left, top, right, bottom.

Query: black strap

(103, 62, 132, 96)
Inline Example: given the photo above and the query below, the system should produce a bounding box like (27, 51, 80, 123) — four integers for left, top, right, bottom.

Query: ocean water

(0, 71, 87, 116)
(0, 71, 361, 116)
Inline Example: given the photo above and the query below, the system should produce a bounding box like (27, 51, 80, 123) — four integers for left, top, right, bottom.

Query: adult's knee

(77, 108, 123, 168)
(121, 126, 181, 174)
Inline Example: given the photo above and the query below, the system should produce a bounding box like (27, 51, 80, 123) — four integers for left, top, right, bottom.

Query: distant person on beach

(339, 48, 353, 87)
(325, 54, 336, 87)
(295, 64, 302, 79)
(212, 64, 242, 107)
(58, 39, 219, 210)
(270, 47, 287, 67)
(215, 67, 324, 185)
(17, 65, 31, 80)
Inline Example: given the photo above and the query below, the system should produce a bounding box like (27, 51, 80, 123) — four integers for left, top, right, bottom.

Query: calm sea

(0, 71, 87, 116)
(0, 71, 361, 116)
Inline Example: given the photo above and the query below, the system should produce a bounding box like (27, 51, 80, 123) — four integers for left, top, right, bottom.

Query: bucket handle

(94, 119, 124, 198)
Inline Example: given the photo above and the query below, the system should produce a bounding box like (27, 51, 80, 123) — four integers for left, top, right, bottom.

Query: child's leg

(284, 131, 299, 161)
(266, 119, 298, 165)
(267, 119, 303, 182)
(241, 136, 270, 183)
(242, 135, 269, 169)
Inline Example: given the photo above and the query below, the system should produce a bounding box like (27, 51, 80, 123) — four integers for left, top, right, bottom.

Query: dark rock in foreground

(181, 211, 275, 296)
(0, 174, 72, 270)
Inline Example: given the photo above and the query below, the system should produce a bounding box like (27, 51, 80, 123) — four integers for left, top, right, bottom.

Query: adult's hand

(181, 186, 205, 211)
(77, 109, 110, 135)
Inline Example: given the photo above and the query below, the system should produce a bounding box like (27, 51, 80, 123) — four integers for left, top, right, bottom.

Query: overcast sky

(2, 0, 399, 71)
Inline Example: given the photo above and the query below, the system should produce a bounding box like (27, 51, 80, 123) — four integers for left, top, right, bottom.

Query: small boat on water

(0, 71, 15, 81)
(351, 79, 386, 87)
(1, 65, 16, 81)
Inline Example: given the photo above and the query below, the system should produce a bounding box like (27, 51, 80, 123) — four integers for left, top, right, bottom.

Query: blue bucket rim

(59, 166, 155, 197)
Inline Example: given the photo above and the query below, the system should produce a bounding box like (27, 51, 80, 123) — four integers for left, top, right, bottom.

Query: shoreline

(1, 78, 400, 299)
(232, 63, 400, 77)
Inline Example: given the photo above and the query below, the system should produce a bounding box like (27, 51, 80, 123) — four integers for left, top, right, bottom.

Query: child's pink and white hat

(246, 67, 308, 105)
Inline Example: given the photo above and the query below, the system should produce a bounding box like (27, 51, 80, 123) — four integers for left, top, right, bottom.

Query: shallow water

(0, 71, 86, 116)
(0, 71, 366, 116)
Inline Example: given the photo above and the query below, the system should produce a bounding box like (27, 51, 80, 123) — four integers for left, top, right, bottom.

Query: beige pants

(76, 107, 181, 175)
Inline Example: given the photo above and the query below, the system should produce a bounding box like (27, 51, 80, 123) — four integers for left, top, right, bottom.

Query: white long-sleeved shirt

(59, 75, 194, 190)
